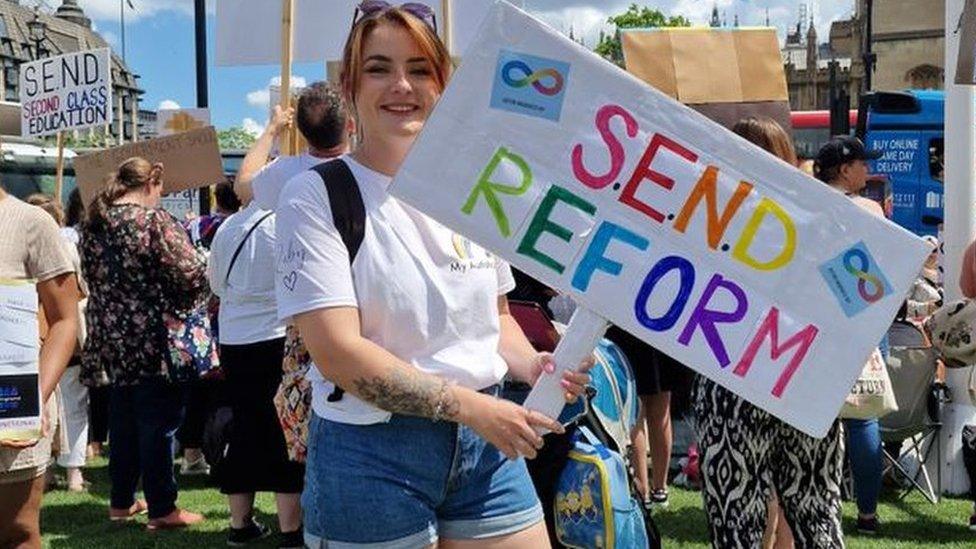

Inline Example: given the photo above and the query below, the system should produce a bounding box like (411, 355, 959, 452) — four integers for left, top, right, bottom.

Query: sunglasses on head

(353, 1, 438, 33)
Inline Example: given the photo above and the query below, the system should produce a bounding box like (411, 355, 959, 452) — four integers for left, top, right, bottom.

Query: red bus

(790, 110, 858, 160)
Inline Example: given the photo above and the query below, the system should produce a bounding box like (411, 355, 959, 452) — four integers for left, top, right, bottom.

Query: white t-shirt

(209, 203, 286, 345)
(252, 153, 327, 211)
(275, 155, 516, 425)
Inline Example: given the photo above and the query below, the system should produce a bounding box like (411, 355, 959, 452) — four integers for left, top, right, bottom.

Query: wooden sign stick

(441, 0, 454, 55)
(279, 0, 295, 156)
(54, 131, 64, 203)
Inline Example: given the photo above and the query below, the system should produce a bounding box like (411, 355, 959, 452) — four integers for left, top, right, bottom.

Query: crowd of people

(0, 2, 967, 549)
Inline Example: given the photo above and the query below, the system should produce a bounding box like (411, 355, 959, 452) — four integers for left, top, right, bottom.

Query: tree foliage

(594, 3, 691, 66)
(217, 126, 257, 150)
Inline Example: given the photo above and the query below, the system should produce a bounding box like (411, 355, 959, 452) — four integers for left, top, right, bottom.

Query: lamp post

(27, 9, 47, 59)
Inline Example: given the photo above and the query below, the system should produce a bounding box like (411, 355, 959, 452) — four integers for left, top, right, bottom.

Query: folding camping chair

(880, 320, 944, 504)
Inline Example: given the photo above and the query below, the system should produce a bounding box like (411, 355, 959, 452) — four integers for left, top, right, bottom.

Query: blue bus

(859, 90, 944, 236)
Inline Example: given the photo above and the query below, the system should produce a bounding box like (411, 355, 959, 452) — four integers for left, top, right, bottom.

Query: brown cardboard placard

(671, 30, 742, 104)
(620, 31, 676, 98)
(734, 30, 788, 101)
(75, 126, 224, 206)
(622, 28, 788, 103)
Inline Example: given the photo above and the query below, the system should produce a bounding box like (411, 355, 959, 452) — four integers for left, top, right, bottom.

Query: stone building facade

(784, 0, 945, 111)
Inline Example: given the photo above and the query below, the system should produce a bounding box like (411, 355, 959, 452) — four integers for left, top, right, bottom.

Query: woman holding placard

(0, 186, 78, 548)
(80, 158, 209, 530)
(274, 3, 591, 547)
(692, 117, 846, 548)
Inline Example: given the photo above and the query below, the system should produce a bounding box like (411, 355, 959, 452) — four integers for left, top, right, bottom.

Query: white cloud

(246, 89, 270, 108)
(245, 76, 308, 109)
(241, 117, 264, 136)
(157, 99, 181, 110)
(524, 0, 857, 46)
(532, 6, 609, 48)
(77, 0, 209, 23)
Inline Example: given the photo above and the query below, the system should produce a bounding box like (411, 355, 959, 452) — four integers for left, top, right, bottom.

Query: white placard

(19, 48, 112, 138)
(160, 189, 200, 221)
(215, 0, 523, 66)
(157, 108, 212, 137)
(0, 280, 40, 440)
(389, 1, 930, 438)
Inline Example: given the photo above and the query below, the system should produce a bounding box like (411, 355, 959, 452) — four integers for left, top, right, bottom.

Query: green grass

(41, 458, 976, 548)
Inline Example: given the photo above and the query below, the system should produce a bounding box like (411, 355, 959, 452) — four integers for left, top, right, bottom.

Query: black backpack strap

(224, 211, 274, 284)
(309, 158, 366, 403)
(311, 159, 366, 264)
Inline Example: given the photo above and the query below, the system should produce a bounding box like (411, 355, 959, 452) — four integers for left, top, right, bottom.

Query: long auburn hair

(339, 6, 452, 111)
(85, 157, 161, 231)
(732, 116, 798, 166)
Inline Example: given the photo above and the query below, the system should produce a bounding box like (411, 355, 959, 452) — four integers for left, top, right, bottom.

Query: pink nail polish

(545, 362, 556, 374)
(560, 379, 572, 389)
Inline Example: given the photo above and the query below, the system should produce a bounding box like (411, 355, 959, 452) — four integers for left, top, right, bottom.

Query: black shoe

(278, 529, 304, 548)
(227, 518, 270, 546)
(856, 516, 879, 535)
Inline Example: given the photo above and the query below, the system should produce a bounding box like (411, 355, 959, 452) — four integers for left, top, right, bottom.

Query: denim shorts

(303, 408, 544, 548)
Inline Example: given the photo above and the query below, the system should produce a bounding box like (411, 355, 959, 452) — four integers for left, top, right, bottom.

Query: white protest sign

(19, 48, 112, 138)
(160, 189, 200, 221)
(215, 0, 523, 66)
(0, 280, 41, 441)
(390, 1, 930, 438)
(157, 108, 211, 137)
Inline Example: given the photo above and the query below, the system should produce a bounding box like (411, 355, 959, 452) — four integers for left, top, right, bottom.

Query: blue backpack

(554, 425, 649, 549)
(553, 339, 657, 549)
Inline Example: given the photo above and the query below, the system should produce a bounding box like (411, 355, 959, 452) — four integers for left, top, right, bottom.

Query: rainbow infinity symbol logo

(842, 248, 885, 303)
(501, 60, 565, 96)
(818, 241, 893, 317)
(490, 50, 570, 122)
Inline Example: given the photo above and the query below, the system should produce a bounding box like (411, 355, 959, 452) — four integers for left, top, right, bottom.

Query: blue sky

(73, 0, 855, 133)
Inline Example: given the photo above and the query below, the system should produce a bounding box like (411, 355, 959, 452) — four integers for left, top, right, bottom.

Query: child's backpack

(553, 338, 660, 549)
(554, 425, 650, 549)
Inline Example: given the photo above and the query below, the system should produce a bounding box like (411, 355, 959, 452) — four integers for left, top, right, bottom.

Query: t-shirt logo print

(450, 234, 495, 274)
(818, 241, 893, 317)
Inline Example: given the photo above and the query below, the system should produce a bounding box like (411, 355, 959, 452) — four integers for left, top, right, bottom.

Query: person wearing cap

(814, 136, 886, 218)
(814, 136, 887, 536)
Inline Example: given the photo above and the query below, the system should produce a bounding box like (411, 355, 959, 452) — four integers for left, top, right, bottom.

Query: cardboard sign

(390, 1, 930, 437)
(621, 28, 790, 132)
(215, 0, 523, 66)
(0, 280, 41, 441)
(157, 108, 211, 137)
(160, 189, 200, 221)
(19, 48, 112, 138)
(74, 126, 224, 206)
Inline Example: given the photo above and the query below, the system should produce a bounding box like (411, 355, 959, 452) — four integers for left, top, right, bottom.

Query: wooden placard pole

(117, 94, 124, 145)
(0, 65, 5, 102)
(441, 0, 454, 55)
(54, 131, 64, 203)
(131, 95, 139, 143)
(279, 0, 295, 156)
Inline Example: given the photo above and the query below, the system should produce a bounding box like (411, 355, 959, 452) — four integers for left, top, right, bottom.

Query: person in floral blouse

(80, 157, 212, 530)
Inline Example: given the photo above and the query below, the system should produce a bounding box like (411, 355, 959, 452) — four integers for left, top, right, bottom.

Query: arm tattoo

(352, 367, 461, 421)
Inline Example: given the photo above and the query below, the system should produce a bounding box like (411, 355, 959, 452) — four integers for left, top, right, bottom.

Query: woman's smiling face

(354, 22, 441, 142)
